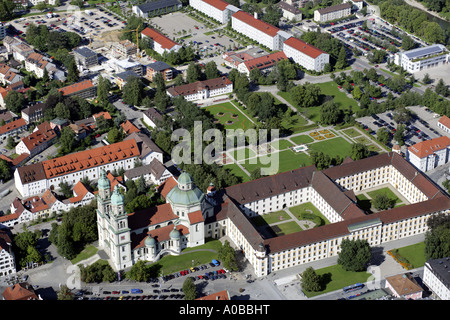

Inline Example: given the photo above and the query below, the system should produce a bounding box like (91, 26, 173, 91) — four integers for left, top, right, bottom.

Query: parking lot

(356, 107, 442, 148)
(149, 11, 240, 57)
(10, 7, 126, 43)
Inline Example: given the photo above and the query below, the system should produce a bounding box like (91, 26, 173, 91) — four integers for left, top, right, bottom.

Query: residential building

(146, 61, 173, 82)
(282, 37, 330, 72)
(166, 76, 233, 101)
(314, 3, 352, 23)
(24, 52, 56, 79)
(423, 257, 450, 300)
(0, 63, 23, 86)
(73, 46, 98, 68)
(111, 58, 143, 76)
(124, 131, 164, 165)
(196, 290, 230, 300)
(0, 88, 7, 108)
(0, 110, 16, 124)
(114, 70, 141, 90)
(237, 51, 288, 76)
(277, 1, 302, 21)
(385, 273, 423, 300)
(406, 136, 450, 172)
(21, 103, 48, 124)
(343, 0, 364, 10)
(124, 158, 173, 185)
(14, 139, 141, 198)
(11, 43, 34, 62)
(2, 283, 41, 300)
(222, 51, 254, 69)
(115, 40, 138, 57)
(189, 0, 239, 24)
(132, 0, 182, 18)
(141, 27, 181, 56)
(394, 44, 449, 73)
(58, 79, 96, 99)
(231, 11, 291, 51)
(437, 115, 450, 135)
(142, 107, 163, 128)
(0, 230, 16, 277)
(0, 118, 27, 140)
(120, 120, 140, 136)
(15, 122, 57, 158)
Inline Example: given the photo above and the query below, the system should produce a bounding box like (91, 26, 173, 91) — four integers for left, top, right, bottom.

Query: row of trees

(26, 23, 81, 55)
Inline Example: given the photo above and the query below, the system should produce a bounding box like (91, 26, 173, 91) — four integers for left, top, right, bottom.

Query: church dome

(177, 172, 194, 186)
(98, 169, 110, 190)
(145, 235, 156, 247)
(166, 172, 204, 206)
(111, 185, 124, 206)
(170, 227, 181, 239)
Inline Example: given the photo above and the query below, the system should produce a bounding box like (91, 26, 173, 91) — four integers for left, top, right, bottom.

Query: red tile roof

(20, 121, 56, 153)
(438, 115, 450, 129)
(0, 118, 26, 135)
(141, 27, 179, 50)
(202, 0, 229, 11)
(196, 290, 230, 300)
(2, 283, 39, 300)
(242, 51, 288, 71)
(407, 136, 450, 159)
(58, 79, 94, 96)
(120, 120, 140, 135)
(232, 10, 280, 37)
(283, 37, 327, 59)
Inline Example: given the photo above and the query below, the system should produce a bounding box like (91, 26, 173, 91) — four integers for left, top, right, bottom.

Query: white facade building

(314, 3, 352, 23)
(423, 258, 450, 300)
(437, 115, 450, 135)
(189, 0, 239, 24)
(141, 27, 181, 56)
(0, 230, 16, 277)
(283, 37, 330, 72)
(166, 76, 233, 101)
(406, 136, 450, 172)
(394, 44, 449, 73)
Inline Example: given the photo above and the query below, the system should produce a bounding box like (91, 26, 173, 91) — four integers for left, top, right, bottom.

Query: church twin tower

(96, 168, 212, 271)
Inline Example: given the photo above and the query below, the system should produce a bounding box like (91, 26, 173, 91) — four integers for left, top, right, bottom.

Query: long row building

(189, 0, 330, 72)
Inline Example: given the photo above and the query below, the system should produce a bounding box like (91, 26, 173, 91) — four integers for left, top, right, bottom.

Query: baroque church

(96, 168, 217, 271)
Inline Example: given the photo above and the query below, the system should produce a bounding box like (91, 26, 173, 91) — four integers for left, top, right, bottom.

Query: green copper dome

(98, 169, 110, 190)
(145, 235, 156, 247)
(170, 227, 181, 239)
(166, 185, 205, 206)
(178, 172, 194, 185)
(111, 185, 124, 206)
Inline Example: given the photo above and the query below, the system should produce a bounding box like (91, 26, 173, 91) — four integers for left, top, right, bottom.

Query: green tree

(338, 239, 372, 272)
(301, 267, 322, 292)
(186, 62, 202, 83)
(435, 79, 449, 97)
(4, 90, 26, 114)
(377, 127, 390, 145)
(204, 61, 219, 80)
(54, 102, 71, 120)
(350, 143, 369, 161)
(422, 73, 432, 84)
(335, 46, 348, 70)
(122, 76, 145, 106)
(96, 75, 112, 105)
(66, 58, 79, 83)
(0, 158, 11, 182)
(57, 285, 74, 300)
(218, 240, 238, 272)
(182, 276, 197, 300)
(59, 126, 76, 154)
(372, 193, 395, 210)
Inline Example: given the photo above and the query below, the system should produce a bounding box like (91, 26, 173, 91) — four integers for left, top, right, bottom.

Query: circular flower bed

(319, 129, 330, 134)
(314, 136, 325, 140)
(325, 133, 335, 138)
(231, 114, 238, 119)
(217, 112, 224, 117)
(225, 120, 234, 125)
(310, 132, 319, 137)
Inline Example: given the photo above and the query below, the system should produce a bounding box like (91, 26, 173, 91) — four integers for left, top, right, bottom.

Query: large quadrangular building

(394, 44, 449, 73)
(97, 152, 450, 277)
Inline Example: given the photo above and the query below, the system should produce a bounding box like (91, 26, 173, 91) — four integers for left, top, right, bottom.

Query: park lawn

(289, 202, 330, 225)
(71, 245, 98, 265)
(231, 147, 256, 162)
(251, 210, 291, 227)
(205, 102, 253, 130)
(316, 81, 360, 113)
(303, 264, 372, 298)
(394, 242, 427, 269)
(281, 113, 309, 133)
(308, 137, 353, 159)
(271, 139, 294, 150)
(290, 134, 314, 145)
(241, 149, 312, 176)
(367, 187, 401, 204)
(223, 163, 250, 182)
(341, 127, 362, 138)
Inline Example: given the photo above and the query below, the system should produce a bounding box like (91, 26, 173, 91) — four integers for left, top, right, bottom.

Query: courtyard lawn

(271, 139, 294, 150)
(231, 147, 256, 162)
(308, 137, 353, 159)
(205, 102, 253, 130)
(70, 245, 98, 265)
(290, 134, 314, 145)
(341, 127, 362, 138)
(393, 242, 427, 269)
(289, 202, 330, 226)
(251, 210, 291, 227)
(281, 113, 310, 134)
(241, 149, 312, 176)
(271, 221, 303, 236)
(315, 81, 360, 113)
(303, 264, 372, 298)
(366, 187, 401, 204)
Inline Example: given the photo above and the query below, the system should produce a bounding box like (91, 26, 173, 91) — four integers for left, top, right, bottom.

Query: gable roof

(167, 76, 232, 97)
(141, 27, 180, 50)
(202, 0, 229, 11)
(283, 37, 327, 59)
(438, 115, 450, 129)
(407, 136, 450, 159)
(232, 10, 280, 37)
(58, 79, 95, 96)
(0, 118, 26, 135)
(242, 51, 288, 71)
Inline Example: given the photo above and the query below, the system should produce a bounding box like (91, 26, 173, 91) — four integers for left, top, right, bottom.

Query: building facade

(314, 3, 352, 23)
(73, 46, 98, 68)
(406, 136, 450, 172)
(141, 27, 181, 56)
(0, 230, 16, 277)
(132, 0, 182, 18)
(423, 257, 450, 300)
(282, 37, 330, 72)
(437, 115, 450, 135)
(189, 0, 239, 24)
(166, 76, 233, 101)
(394, 44, 449, 73)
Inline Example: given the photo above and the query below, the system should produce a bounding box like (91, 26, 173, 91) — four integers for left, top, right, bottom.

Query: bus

(342, 283, 364, 293)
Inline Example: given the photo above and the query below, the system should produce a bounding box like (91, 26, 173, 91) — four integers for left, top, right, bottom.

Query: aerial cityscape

(0, 0, 449, 305)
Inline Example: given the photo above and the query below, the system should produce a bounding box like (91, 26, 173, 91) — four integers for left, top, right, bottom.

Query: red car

(112, 291, 120, 294)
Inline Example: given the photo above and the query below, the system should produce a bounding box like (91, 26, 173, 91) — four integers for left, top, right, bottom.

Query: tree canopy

(338, 239, 372, 272)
